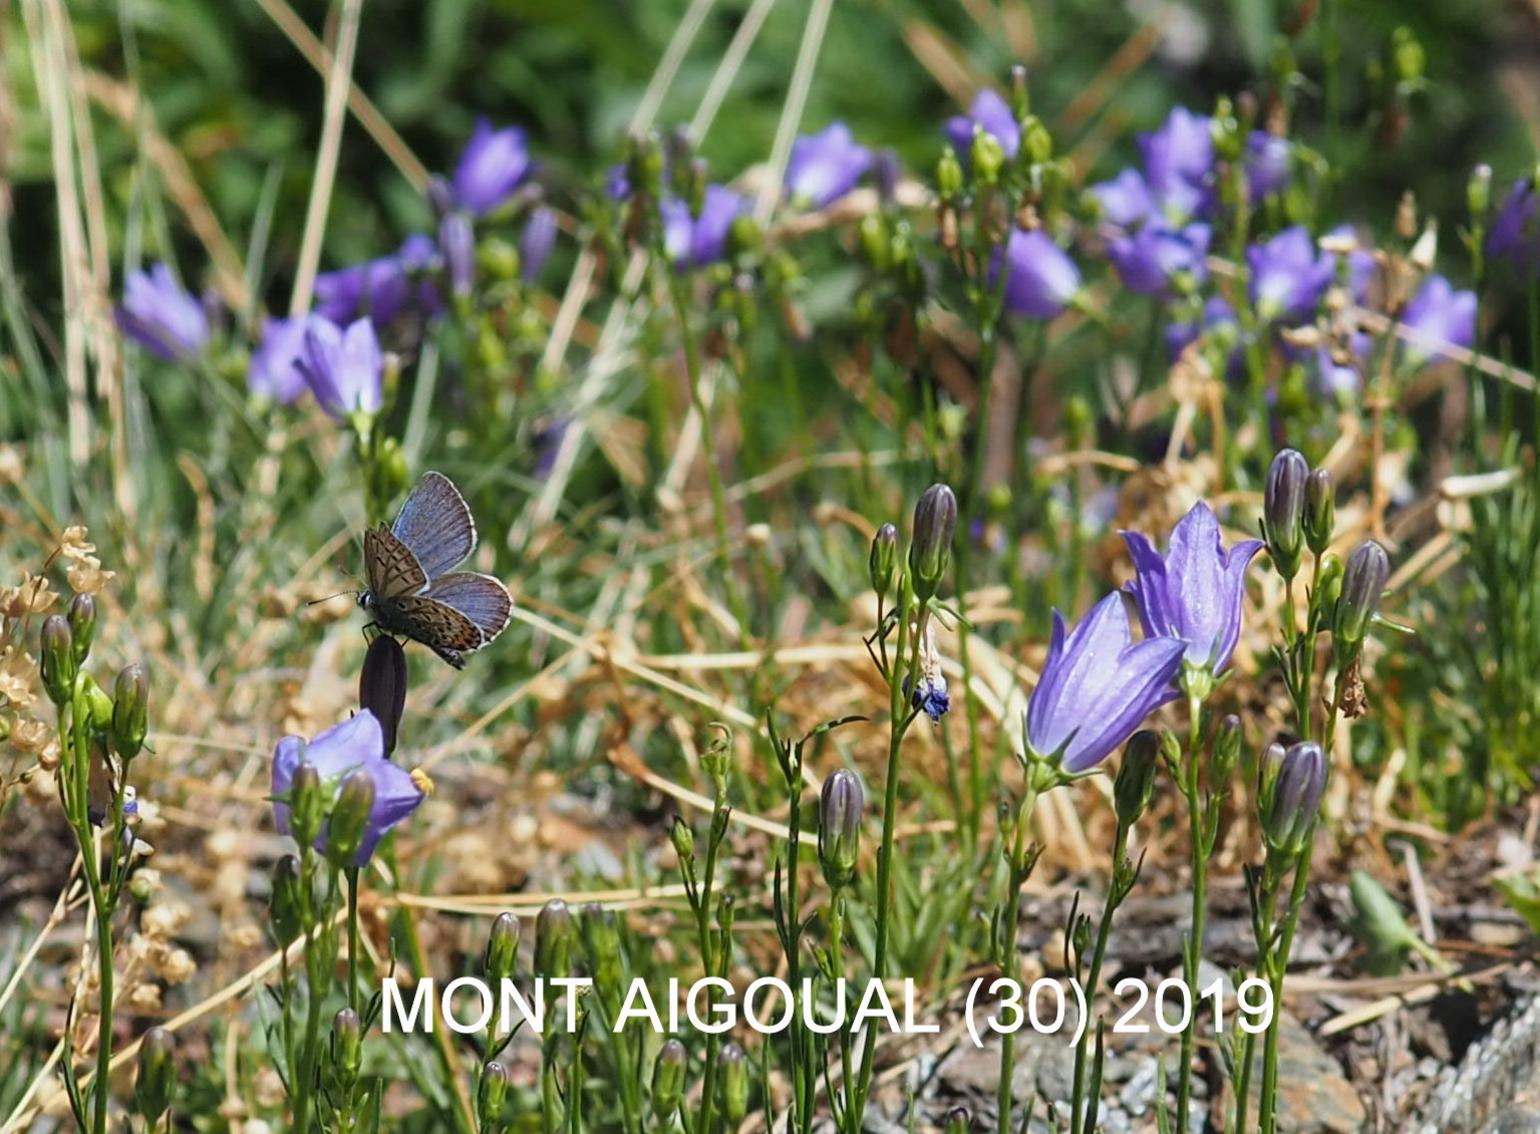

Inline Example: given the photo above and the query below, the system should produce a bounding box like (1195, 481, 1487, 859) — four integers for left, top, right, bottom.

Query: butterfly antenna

(307, 590, 357, 606)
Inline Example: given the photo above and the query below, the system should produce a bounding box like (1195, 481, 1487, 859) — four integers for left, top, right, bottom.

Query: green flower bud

(581, 903, 624, 991)
(112, 663, 150, 761)
(479, 237, 521, 282)
(67, 593, 96, 665)
(535, 899, 575, 979)
(728, 215, 762, 260)
(869, 523, 898, 600)
(332, 1008, 362, 1088)
(1212, 713, 1243, 781)
(288, 763, 325, 851)
(1468, 163, 1493, 220)
(858, 214, 889, 269)
(477, 1061, 512, 1131)
(1316, 553, 1344, 615)
(670, 817, 695, 863)
(81, 674, 114, 735)
(1391, 26, 1424, 85)
(1112, 730, 1160, 828)
(626, 132, 665, 202)
(1022, 116, 1052, 166)
(1009, 65, 1030, 120)
(908, 483, 957, 601)
(1332, 540, 1390, 650)
(651, 1038, 688, 1117)
(484, 912, 521, 985)
(270, 854, 304, 945)
(936, 148, 964, 199)
(718, 1041, 749, 1123)
(1264, 448, 1309, 581)
(40, 615, 76, 706)
(817, 768, 864, 889)
(135, 1026, 177, 1125)
(1304, 468, 1335, 556)
(326, 770, 377, 869)
(970, 130, 1006, 187)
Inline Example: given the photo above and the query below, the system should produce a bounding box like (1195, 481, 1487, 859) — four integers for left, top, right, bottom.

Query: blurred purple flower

(1327, 224, 1377, 303)
(1165, 296, 1237, 360)
(247, 316, 308, 403)
(1488, 178, 1540, 273)
(520, 207, 559, 283)
(662, 185, 749, 269)
(1121, 500, 1263, 673)
(1399, 274, 1476, 366)
(117, 263, 209, 362)
(785, 122, 872, 208)
(1244, 132, 1291, 202)
(1091, 168, 1156, 229)
(439, 212, 475, 299)
(1107, 222, 1210, 296)
(453, 119, 534, 216)
(314, 235, 442, 327)
(1025, 592, 1186, 773)
(271, 711, 424, 866)
(1310, 333, 1370, 398)
(296, 315, 382, 419)
(1137, 107, 1213, 223)
(996, 229, 1082, 319)
(944, 89, 1020, 164)
(1248, 225, 1334, 322)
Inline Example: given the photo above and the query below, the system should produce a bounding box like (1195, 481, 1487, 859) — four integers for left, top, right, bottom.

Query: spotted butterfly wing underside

(374, 593, 483, 669)
(364, 526, 428, 598)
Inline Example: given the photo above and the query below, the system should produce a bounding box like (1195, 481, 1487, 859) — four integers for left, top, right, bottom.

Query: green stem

(1069, 824, 1129, 1134)
(995, 786, 1038, 1134)
(345, 867, 361, 1015)
(1258, 847, 1314, 1134)
(1175, 693, 1206, 1131)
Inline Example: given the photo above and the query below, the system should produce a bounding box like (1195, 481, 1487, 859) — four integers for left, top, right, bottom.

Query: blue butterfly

(359, 471, 511, 667)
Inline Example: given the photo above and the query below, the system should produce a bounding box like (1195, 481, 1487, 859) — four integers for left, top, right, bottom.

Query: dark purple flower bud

(113, 663, 150, 762)
(944, 89, 1021, 167)
(117, 263, 210, 362)
(452, 119, 533, 216)
(296, 315, 382, 420)
(67, 593, 96, 664)
(873, 149, 900, 204)
(1264, 448, 1310, 580)
(439, 211, 476, 299)
(719, 1041, 749, 1123)
(1247, 226, 1335, 323)
(996, 229, 1082, 319)
(1244, 131, 1291, 202)
(1089, 168, 1155, 229)
(869, 522, 899, 599)
(1305, 468, 1334, 555)
(652, 1039, 687, 1117)
(270, 854, 304, 945)
(520, 207, 559, 283)
(359, 634, 408, 756)
(1105, 222, 1210, 297)
(1261, 740, 1326, 855)
(1113, 730, 1161, 827)
(945, 1107, 973, 1134)
(1121, 501, 1265, 674)
(271, 711, 425, 865)
(785, 122, 872, 209)
(484, 912, 520, 985)
(40, 615, 75, 705)
(1025, 593, 1186, 773)
(478, 1061, 512, 1131)
(535, 898, 575, 978)
(818, 768, 864, 888)
(135, 1026, 177, 1125)
(909, 483, 958, 600)
(1333, 540, 1390, 649)
(247, 316, 309, 404)
(426, 174, 455, 217)
(1399, 274, 1476, 367)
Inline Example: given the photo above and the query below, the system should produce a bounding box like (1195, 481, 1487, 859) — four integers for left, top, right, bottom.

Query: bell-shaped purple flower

(1025, 593, 1186, 774)
(1244, 132, 1291, 202)
(1137, 107, 1213, 223)
(1090, 168, 1156, 229)
(785, 122, 872, 208)
(452, 119, 534, 216)
(247, 315, 308, 403)
(271, 710, 424, 866)
(1399, 274, 1476, 366)
(118, 263, 210, 362)
(520, 207, 559, 283)
(1106, 222, 1210, 296)
(296, 315, 382, 419)
(1488, 178, 1540, 274)
(944, 89, 1020, 165)
(997, 229, 1082, 319)
(662, 185, 749, 270)
(1121, 500, 1264, 674)
(1247, 225, 1335, 323)
(314, 234, 443, 328)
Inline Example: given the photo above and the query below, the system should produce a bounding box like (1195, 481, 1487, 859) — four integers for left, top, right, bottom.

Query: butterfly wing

(376, 594, 483, 669)
(364, 526, 428, 598)
(391, 471, 476, 580)
(427, 572, 512, 643)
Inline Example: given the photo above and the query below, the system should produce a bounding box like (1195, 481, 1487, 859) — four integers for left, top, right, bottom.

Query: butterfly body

(360, 472, 512, 667)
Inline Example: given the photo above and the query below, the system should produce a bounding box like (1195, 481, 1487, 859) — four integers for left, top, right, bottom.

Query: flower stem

(1069, 823, 1129, 1134)
(1176, 693, 1206, 1131)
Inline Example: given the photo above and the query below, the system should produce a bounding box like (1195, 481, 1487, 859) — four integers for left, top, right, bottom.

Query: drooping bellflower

(314, 234, 443, 327)
(452, 119, 534, 216)
(785, 122, 872, 208)
(270, 710, 424, 865)
(296, 315, 383, 419)
(1247, 225, 1335, 323)
(997, 229, 1082, 319)
(662, 185, 750, 269)
(1024, 592, 1186, 774)
(1121, 500, 1264, 678)
(1106, 221, 1210, 297)
(247, 315, 308, 403)
(118, 263, 210, 362)
(1136, 106, 1214, 224)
